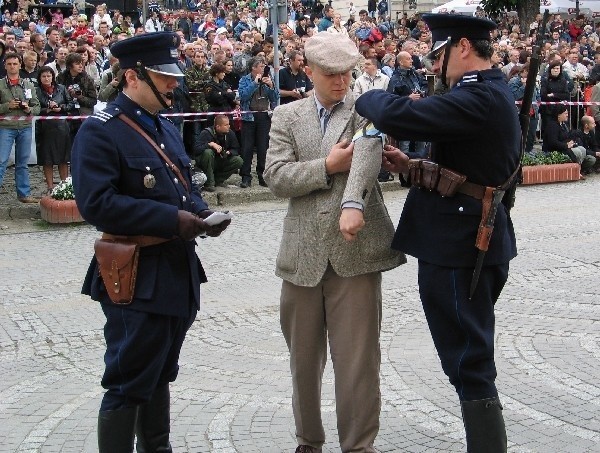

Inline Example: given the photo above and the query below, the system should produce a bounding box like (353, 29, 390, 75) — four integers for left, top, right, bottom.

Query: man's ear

(305, 65, 313, 78)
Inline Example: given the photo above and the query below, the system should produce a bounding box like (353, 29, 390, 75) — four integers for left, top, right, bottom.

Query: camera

(262, 66, 270, 78)
(20, 100, 29, 109)
(70, 84, 82, 96)
(413, 88, 425, 98)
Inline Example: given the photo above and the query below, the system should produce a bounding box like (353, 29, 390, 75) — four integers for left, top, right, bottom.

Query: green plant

(521, 151, 570, 167)
(51, 177, 75, 200)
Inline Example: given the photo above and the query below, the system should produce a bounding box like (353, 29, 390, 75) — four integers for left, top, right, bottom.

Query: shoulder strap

(118, 114, 190, 193)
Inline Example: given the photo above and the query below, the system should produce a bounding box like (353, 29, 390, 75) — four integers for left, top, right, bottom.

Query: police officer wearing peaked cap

(355, 14, 520, 452)
(71, 32, 230, 453)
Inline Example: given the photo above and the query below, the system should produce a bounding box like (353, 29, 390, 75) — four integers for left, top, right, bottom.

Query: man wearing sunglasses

(356, 14, 520, 452)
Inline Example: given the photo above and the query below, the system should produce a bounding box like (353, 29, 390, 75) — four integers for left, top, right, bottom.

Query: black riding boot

(461, 397, 507, 453)
(136, 385, 173, 453)
(98, 406, 138, 453)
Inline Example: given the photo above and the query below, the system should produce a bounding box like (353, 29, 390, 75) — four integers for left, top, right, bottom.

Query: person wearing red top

(71, 14, 96, 46)
(569, 16, 584, 42)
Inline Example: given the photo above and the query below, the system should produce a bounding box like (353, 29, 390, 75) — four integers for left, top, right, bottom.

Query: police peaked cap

(110, 32, 184, 77)
(423, 13, 496, 55)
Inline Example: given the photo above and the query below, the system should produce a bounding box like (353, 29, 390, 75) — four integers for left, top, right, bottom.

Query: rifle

(469, 10, 550, 300)
(505, 9, 550, 210)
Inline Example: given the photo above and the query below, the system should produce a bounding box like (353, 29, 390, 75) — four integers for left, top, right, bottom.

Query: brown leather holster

(94, 234, 173, 304)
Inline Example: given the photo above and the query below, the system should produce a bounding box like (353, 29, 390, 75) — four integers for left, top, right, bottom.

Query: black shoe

(240, 179, 251, 188)
(98, 406, 138, 453)
(295, 446, 322, 453)
(258, 176, 268, 187)
(203, 185, 216, 192)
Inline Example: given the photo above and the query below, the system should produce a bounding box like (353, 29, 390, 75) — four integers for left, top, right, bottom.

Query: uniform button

(174, 178, 179, 184)
(459, 207, 464, 212)
(136, 110, 141, 115)
(114, 108, 120, 112)
(145, 166, 150, 171)
(160, 143, 165, 149)
(182, 196, 187, 202)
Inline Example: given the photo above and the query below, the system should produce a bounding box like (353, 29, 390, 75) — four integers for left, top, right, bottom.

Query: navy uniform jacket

(72, 93, 208, 317)
(355, 69, 519, 267)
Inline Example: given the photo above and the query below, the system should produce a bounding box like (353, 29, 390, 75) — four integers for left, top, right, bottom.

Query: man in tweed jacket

(264, 33, 405, 453)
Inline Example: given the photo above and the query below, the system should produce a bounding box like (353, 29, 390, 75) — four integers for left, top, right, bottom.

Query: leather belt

(457, 180, 486, 200)
(101, 233, 174, 247)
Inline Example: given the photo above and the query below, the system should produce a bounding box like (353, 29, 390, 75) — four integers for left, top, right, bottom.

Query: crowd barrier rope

(0, 100, 599, 122)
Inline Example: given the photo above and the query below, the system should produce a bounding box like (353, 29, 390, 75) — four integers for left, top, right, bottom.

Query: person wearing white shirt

(562, 49, 589, 82)
(327, 13, 348, 36)
(255, 8, 269, 35)
(353, 57, 389, 98)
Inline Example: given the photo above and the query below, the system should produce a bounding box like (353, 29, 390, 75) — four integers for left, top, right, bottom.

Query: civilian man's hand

(325, 139, 354, 175)
(382, 145, 409, 173)
(339, 208, 365, 242)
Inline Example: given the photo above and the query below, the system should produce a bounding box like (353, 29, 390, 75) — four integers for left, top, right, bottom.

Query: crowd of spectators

(2, 1, 600, 201)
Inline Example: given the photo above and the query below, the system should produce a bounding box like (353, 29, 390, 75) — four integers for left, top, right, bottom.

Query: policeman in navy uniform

(71, 32, 230, 452)
(355, 14, 519, 452)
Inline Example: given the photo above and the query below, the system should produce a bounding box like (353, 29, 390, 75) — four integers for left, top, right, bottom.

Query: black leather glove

(196, 210, 231, 237)
(176, 210, 204, 240)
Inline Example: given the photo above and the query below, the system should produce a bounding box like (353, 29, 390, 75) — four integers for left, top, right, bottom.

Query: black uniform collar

(113, 92, 162, 133)
(454, 68, 504, 88)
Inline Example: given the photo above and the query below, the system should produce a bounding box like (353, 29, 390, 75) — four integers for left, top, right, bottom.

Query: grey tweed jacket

(264, 93, 405, 287)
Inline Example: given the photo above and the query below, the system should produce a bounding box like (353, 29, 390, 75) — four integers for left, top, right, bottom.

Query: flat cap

(304, 33, 359, 74)
(111, 32, 183, 77)
(423, 13, 496, 55)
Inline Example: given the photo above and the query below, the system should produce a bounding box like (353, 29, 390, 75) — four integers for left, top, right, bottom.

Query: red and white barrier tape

(0, 110, 255, 121)
(2, 99, 598, 122)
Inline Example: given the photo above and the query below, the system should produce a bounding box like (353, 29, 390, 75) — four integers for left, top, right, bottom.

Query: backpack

(355, 25, 371, 41)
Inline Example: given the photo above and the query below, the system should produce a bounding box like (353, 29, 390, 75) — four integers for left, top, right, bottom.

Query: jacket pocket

(276, 217, 300, 273)
(360, 216, 398, 262)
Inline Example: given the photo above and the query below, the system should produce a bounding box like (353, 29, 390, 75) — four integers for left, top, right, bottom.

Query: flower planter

(521, 163, 581, 185)
(39, 196, 84, 224)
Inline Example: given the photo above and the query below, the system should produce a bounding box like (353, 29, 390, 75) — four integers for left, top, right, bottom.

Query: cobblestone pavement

(0, 177, 599, 453)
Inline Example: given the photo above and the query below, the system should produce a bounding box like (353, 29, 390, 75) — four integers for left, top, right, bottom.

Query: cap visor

(146, 63, 184, 77)
(427, 40, 448, 61)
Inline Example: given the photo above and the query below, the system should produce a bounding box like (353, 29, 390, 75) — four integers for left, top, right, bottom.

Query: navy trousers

(418, 261, 509, 401)
(240, 112, 271, 180)
(100, 304, 196, 411)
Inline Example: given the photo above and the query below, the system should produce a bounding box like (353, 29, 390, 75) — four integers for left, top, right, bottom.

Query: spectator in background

(381, 53, 395, 77)
(46, 46, 68, 76)
(543, 104, 595, 177)
(353, 56, 389, 98)
(72, 15, 95, 46)
(0, 53, 41, 203)
(318, 5, 334, 32)
(191, 114, 243, 191)
(541, 60, 570, 131)
(388, 50, 428, 160)
(569, 115, 599, 174)
(57, 52, 97, 136)
(98, 58, 123, 103)
(204, 62, 237, 121)
(20, 50, 39, 87)
(327, 13, 348, 36)
(93, 4, 112, 32)
(238, 56, 279, 188)
(279, 50, 313, 105)
(223, 58, 240, 90)
(36, 65, 76, 193)
(145, 11, 163, 33)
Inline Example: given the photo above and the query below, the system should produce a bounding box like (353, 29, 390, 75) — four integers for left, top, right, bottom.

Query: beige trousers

(280, 265, 382, 452)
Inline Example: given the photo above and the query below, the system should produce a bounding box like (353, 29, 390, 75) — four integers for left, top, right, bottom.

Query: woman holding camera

(36, 66, 77, 193)
(57, 52, 97, 139)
